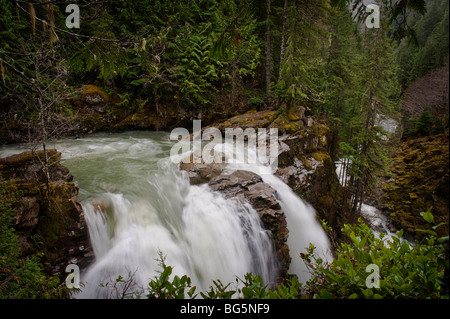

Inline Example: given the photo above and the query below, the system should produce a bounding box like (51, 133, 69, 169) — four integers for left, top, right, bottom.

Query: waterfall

(261, 175, 333, 281)
(222, 142, 333, 283)
(43, 131, 331, 298)
(78, 181, 277, 298)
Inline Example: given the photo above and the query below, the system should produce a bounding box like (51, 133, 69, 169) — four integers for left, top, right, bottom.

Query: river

(0, 131, 332, 298)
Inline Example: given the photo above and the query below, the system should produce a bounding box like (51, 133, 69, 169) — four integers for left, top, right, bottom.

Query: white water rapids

(0, 131, 332, 298)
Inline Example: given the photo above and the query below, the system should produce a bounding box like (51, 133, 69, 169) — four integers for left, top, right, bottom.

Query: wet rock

(0, 149, 72, 183)
(82, 85, 110, 105)
(209, 110, 277, 132)
(208, 170, 290, 281)
(179, 153, 225, 185)
(274, 120, 345, 236)
(0, 150, 93, 274)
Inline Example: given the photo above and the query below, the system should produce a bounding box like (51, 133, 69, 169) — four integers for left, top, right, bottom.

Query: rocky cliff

(210, 107, 349, 243)
(0, 150, 93, 276)
(208, 170, 290, 282)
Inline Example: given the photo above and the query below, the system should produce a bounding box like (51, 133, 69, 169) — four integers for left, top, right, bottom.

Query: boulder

(179, 153, 225, 185)
(208, 110, 277, 132)
(81, 85, 111, 113)
(180, 162, 225, 185)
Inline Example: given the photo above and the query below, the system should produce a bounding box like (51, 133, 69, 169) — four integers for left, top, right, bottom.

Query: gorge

(1, 0, 448, 301)
(0, 128, 334, 298)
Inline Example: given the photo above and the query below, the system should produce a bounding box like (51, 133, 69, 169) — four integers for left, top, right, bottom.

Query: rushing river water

(0, 131, 332, 298)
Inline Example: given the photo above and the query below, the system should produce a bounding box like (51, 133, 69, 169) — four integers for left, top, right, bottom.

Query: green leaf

(414, 229, 437, 236)
(420, 210, 434, 224)
(394, 274, 405, 285)
(438, 236, 449, 243)
(319, 289, 334, 299)
(362, 288, 374, 298)
(350, 232, 359, 245)
(432, 222, 445, 230)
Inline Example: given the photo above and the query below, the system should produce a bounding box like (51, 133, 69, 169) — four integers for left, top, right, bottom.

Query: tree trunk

(278, 0, 288, 84)
(38, 98, 51, 199)
(351, 26, 381, 219)
(265, 0, 272, 102)
(232, 55, 237, 109)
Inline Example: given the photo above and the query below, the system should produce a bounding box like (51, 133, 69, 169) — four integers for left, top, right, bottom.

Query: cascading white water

(54, 132, 280, 298)
(221, 141, 333, 283)
(0, 131, 333, 298)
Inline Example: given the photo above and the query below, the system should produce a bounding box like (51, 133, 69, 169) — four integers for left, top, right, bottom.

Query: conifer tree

(342, 1, 401, 216)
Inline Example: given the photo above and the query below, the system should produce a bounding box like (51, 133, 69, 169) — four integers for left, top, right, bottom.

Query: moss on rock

(0, 150, 92, 275)
(81, 84, 111, 104)
(381, 131, 449, 240)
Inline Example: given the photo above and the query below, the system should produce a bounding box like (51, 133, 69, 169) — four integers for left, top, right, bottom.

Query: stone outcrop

(275, 122, 345, 230)
(0, 150, 93, 274)
(179, 153, 226, 185)
(178, 107, 346, 279)
(81, 84, 111, 109)
(208, 170, 290, 280)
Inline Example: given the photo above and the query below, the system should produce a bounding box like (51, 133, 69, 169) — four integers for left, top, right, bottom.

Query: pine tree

(211, 0, 261, 109)
(274, 0, 331, 107)
(344, 2, 401, 216)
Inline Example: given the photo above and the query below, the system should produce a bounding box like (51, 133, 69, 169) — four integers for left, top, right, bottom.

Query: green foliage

(146, 252, 197, 299)
(303, 212, 449, 299)
(200, 279, 236, 299)
(0, 181, 64, 299)
(397, 0, 449, 87)
(275, 0, 331, 105)
(102, 252, 303, 299)
(342, 0, 428, 43)
(171, 22, 220, 107)
(405, 108, 446, 136)
(328, 4, 402, 212)
(416, 109, 434, 135)
(93, 210, 448, 299)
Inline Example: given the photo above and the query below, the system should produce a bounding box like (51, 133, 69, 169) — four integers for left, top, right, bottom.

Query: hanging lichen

(47, 4, 58, 43)
(42, 19, 48, 33)
(0, 60, 6, 86)
(29, 4, 36, 36)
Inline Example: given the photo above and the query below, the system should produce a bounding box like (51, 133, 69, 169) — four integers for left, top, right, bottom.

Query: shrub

(302, 212, 449, 299)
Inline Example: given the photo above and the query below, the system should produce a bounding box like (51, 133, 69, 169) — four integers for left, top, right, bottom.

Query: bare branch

(15, 2, 138, 46)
